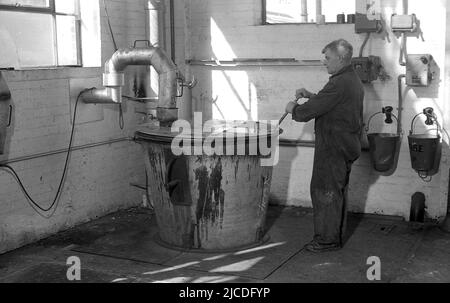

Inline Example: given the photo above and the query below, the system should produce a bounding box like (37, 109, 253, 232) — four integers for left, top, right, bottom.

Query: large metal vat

(135, 120, 277, 251)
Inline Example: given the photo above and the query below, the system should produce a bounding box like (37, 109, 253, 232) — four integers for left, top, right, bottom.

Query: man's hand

(295, 88, 314, 99)
(285, 101, 298, 113)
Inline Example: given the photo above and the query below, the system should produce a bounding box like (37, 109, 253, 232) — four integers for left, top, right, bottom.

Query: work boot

(304, 240, 341, 253)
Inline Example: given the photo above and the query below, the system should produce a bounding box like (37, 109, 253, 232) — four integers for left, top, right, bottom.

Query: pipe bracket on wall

(176, 74, 197, 98)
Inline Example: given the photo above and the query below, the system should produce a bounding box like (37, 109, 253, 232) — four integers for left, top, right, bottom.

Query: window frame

(0, 0, 82, 68)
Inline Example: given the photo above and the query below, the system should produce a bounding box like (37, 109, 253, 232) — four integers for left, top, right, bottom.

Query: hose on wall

(0, 88, 94, 218)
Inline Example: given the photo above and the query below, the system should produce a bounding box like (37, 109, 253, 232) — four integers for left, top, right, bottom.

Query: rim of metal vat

(153, 233, 271, 254)
(134, 120, 279, 144)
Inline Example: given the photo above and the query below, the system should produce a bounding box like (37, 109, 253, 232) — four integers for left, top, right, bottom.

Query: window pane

(265, 0, 355, 24)
(0, 11, 55, 67)
(266, 0, 302, 23)
(0, 0, 49, 8)
(55, 0, 77, 14)
(56, 15, 79, 65)
(322, 0, 354, 23)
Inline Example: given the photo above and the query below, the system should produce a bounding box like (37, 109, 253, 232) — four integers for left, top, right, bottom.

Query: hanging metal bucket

(408, 110, 440, 173)
(366, 110, 400, 172)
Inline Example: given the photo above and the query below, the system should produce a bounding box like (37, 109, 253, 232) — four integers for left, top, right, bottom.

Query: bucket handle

(409, 109, 440, 137)
(365, 111, 399, 134)
(133, 39, 151, 48)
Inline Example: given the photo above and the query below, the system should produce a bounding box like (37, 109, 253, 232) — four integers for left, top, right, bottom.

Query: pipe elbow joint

(103, 72, 125, 88)
(102, 72, 124, 103)
(80, 88, 118, 104)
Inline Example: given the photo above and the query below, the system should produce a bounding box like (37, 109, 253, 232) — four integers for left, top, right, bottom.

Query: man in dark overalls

(285, 39, 364, 252)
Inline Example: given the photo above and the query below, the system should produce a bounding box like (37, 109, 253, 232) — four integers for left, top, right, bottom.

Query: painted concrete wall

(0, 0, 148, 254)
(175, 0, 450, 220)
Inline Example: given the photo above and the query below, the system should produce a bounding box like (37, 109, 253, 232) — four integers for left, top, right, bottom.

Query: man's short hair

(322, 39, 353, 63)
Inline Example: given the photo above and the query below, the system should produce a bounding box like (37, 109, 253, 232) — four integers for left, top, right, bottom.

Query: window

(0, 0, 82, 68)
(263, 0, 355, 24)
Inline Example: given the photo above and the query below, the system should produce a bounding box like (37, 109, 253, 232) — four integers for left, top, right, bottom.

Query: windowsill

(4, 66, 84, 70)
(259, 22, 354, 26)
(2, 66, 102, 82)
(1, 65, 99, 71)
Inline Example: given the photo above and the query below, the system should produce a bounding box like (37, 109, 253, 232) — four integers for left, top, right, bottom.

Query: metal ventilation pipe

(316, 0, 321, 16)
(81, 46, 179, 126)
(146, 0, 163, 122)
(301, 0, 308, 22)
(170, 0, 175, 63)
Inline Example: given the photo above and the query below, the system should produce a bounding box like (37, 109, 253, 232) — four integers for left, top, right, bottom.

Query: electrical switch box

(351, 56, 382, 83)
(391, 14, 417, 32)
(355, 13, 381, 33)
(406, 54, 433, 87)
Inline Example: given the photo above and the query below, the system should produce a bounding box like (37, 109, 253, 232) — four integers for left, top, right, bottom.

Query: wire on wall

(359, 32, 371, 57)
(0, 88, 95, 217)
(102, 0, 118, 52)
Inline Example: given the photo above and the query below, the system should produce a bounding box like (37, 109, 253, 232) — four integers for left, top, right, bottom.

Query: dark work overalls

(292, 65, 364, 246)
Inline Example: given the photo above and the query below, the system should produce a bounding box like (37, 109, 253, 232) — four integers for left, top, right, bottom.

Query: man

(285, 39, 364, 252)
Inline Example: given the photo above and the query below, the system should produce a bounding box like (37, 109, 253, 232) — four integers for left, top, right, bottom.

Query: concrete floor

(0, 206, 450, 283)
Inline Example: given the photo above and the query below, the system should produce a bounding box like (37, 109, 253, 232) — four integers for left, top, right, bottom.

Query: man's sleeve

(292, 80, 344, 122)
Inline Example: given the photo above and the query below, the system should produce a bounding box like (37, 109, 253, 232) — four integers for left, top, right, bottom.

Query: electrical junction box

(406, 54, 433, 87)
(351, 56, 382, 83)
(355, 13, 381, 33)
(391, 14, 417, 32)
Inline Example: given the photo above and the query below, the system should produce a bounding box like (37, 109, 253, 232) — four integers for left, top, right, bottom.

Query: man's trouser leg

(310, 148, 352, 245)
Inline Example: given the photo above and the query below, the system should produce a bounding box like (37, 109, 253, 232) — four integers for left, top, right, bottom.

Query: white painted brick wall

(0, 0, 148, 254)
(178, 0, 450, 220)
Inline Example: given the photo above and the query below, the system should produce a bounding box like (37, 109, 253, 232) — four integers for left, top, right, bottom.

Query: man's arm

(292, 81, 343, 122)
(285, 88, 315, 114)
(295, 88, 315, 99)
